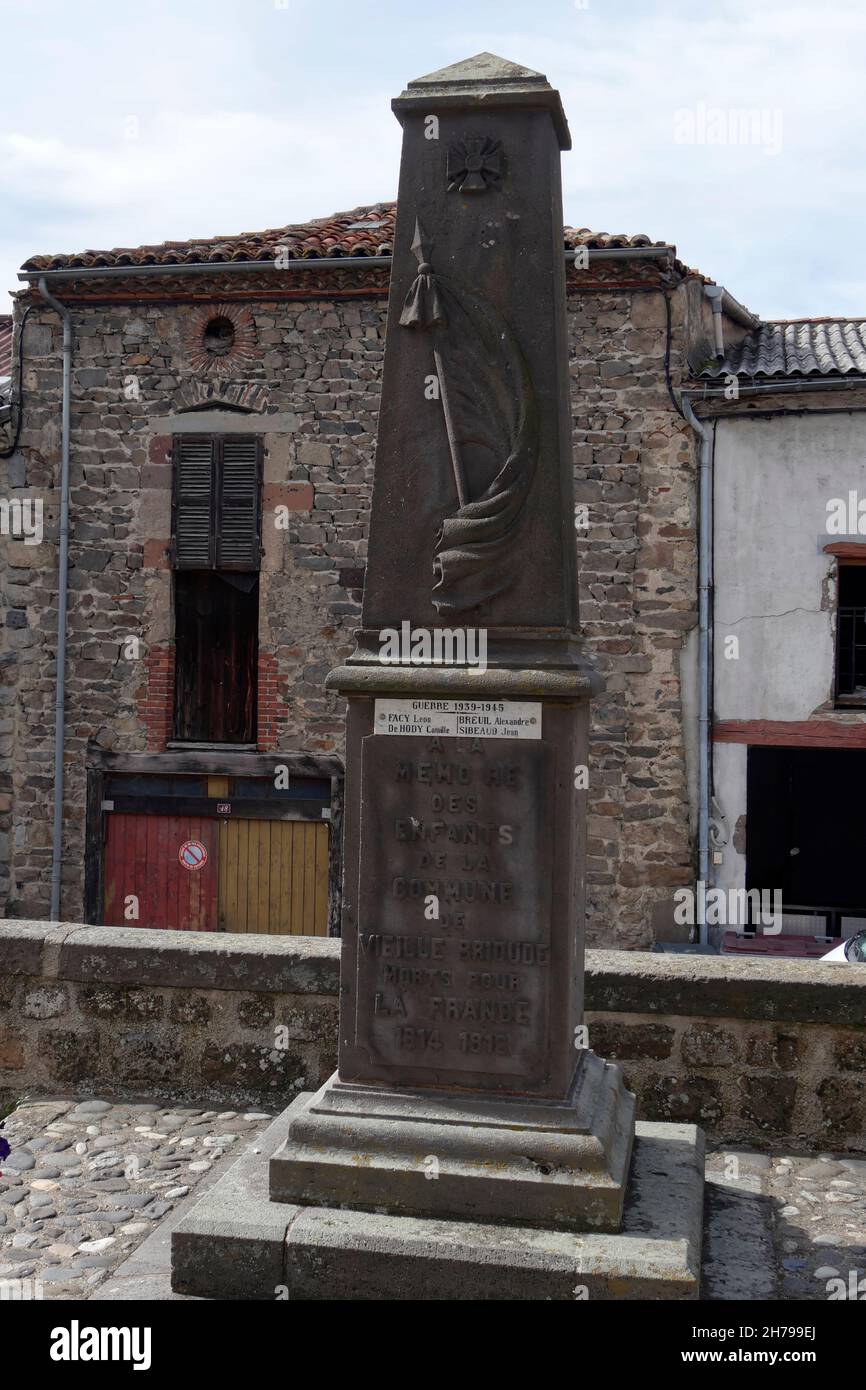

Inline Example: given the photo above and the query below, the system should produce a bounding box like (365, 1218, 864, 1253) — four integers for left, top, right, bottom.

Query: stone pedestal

(172, 1108, 705, 1300)
(270, 1050, 635, 1231)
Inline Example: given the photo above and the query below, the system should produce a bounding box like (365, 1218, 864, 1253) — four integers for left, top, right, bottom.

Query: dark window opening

(203, 315, 236, 357)
(835, 563, 866, 705)
(747, 744, 866, 936)
(173, 571, 258, 744)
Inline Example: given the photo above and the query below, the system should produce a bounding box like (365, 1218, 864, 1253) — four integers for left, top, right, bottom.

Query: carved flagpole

(399, 218, 468, 509)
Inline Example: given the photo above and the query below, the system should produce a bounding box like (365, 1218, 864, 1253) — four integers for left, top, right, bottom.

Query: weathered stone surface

(237, 996, 273, 1030)
(22, 985, 68, 1020)
(174, 1109, 705, 1300)
(0, 1028, 24, 1069)
(643, 1074, 723, 1126)
(588, 1019, 675, 1060)
(80, 986, 164, 1020)
(682, 1024, 740, 1067)
(170, 994, 212, 1026)
(586, 949, 866, 1027)
(39, 1030, 100, 1084)
(744, 1030, 803, 1071)
(114, 1034, 182, 1084)
(58, 926, 340, 994)
(742, 1075, 798, 1132)
(817, 1076, 865, 1140)
(833, 1031, 866, 1072)
(200, 1042, 307, 1090)
(272, 1058, 635, 1232)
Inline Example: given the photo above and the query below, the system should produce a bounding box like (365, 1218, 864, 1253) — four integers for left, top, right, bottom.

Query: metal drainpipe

(682, 396, 713, 944)
(703, 286, 726, 359)
(37, 277, 72, 921)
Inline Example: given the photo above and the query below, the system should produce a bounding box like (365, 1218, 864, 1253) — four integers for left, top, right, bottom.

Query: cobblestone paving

(3, 1097, 866, 1301)
(704, 1146, 866, 1301)
(0, 1097, 273, 1299)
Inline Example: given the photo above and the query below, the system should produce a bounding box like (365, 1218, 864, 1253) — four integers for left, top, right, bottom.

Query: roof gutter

(18, 245, 675, 285)
(687, 375, 866, 402)
(36, 277, 72, 922)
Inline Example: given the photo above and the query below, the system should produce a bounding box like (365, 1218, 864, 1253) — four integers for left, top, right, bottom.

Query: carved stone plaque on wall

(352, 734, 553, 1089)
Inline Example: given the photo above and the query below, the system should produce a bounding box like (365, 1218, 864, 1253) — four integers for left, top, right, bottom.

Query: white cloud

(0, 100, 400, 297)
(2, 0, 866, 318)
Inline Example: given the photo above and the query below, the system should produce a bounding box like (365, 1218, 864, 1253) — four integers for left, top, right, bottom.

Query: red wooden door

(103, 813, 218, 930)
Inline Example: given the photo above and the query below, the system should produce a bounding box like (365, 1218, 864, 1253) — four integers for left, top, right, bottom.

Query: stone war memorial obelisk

(172, 54, 705, 1301)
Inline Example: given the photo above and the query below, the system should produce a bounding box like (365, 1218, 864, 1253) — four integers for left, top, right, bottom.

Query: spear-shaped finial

(399, 218, 446, 329)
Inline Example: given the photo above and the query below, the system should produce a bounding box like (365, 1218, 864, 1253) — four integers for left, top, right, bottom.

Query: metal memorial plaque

(353, 733, 553, 1089)
(374, 698, 542, 740)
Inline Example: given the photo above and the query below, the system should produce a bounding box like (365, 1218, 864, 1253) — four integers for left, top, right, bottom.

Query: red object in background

(721, 931, 839, 959)
(103, 813, 218, 930)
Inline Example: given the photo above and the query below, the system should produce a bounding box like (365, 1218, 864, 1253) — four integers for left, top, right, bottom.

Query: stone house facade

(0, 203, 749, 946)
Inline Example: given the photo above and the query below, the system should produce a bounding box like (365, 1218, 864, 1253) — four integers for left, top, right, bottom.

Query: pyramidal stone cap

(392, 51, 572, 150)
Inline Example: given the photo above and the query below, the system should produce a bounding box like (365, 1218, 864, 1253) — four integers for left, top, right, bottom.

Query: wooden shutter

(173, 435, 215, 568)
(172, 434, 262, 571)
(217, 436, 261, 569)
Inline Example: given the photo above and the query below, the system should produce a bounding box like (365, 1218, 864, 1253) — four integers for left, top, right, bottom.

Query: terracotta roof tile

(20, 202, 675, 273)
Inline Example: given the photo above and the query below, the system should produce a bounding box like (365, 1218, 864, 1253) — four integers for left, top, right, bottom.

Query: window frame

(834, 555, 866, 708)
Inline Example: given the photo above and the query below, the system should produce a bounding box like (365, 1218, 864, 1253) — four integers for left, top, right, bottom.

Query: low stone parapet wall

(585, 950, 866, 1151)
(1, 922, 864, 1149)
(0, 921, 340, 1108)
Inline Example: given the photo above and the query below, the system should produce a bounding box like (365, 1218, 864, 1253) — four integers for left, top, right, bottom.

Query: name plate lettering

(375, 698, 541, 740)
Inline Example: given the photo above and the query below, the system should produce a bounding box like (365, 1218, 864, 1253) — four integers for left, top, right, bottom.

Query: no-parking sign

(178, 840, 208, 871)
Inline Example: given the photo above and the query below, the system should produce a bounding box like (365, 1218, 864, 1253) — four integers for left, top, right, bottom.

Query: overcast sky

(2, 0, 864, 321)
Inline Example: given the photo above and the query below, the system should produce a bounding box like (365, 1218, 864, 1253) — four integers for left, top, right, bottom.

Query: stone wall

(2, 921, 864, 1151)
(586, 950, 866, 1151)
(0, 920, 340, 1108)
(0, 264, 705, 943)
(570, 280, 700, 946)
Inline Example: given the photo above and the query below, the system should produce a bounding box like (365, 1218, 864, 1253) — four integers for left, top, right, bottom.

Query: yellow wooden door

(217, 818, 329, 935)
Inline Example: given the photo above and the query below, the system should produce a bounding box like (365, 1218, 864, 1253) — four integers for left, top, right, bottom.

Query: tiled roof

(20, 202, 674, 272)
(700, 319, 866, 379)
(0, 315, 12, 377)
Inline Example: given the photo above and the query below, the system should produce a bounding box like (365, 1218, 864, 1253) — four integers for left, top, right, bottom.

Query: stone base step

(270, 1057, 635, 1232)
(171, 1105, 705, 1300)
